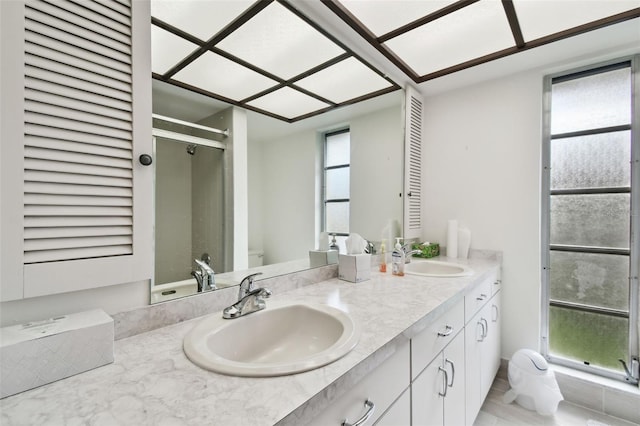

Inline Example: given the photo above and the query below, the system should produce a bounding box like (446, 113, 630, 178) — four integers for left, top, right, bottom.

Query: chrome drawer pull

(445, 358, 455, 387)
(438, 366, 449, 397)
(437, 325, 453, 337)
(342, 399, 375, 426)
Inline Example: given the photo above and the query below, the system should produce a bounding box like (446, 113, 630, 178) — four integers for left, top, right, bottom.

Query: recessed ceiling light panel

(151, 0, 255, 42)
(216, 2, 346, 79)
(173, 51, 278, 101)
(513, 0, 640, 42)
(151, 26, 199, 74)
(339, 0, 456, 37)
(295, 57, 392, 104)
(384, 1, 515, 76)
(247, 87, 331, 120)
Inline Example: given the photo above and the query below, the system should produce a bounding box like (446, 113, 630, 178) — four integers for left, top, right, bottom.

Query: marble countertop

(0, 255, 500, 426)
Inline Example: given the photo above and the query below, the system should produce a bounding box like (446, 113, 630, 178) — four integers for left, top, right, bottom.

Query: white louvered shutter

(404, 86, 423, 239)
(18, 0, 152, 298)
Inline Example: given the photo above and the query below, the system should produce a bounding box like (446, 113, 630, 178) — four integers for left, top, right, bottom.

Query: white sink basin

(405, 260, 473, 277)
(183, 301, 360, 377)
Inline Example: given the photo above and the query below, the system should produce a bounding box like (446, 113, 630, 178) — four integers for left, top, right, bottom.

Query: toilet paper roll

(447, 220, 458, 259)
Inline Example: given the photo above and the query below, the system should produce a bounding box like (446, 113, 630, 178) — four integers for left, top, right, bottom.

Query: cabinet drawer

(464, 274, 495, 323)
(307, 339, 410, 426)
(411, 297, 464, 380)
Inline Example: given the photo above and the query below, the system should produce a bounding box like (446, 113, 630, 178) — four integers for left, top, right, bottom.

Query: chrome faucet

(402, 244, 421, 264)
(222, 272, 271, 319)
(191, 258, 216, 292)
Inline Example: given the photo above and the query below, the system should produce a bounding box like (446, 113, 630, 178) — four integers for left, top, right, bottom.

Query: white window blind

(23, 0, 135, 264)
(404, 86, 422, 239)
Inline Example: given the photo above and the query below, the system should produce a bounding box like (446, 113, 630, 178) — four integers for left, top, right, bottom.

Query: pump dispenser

(392, 237, 405, 276)
(379, 239, 387, 273)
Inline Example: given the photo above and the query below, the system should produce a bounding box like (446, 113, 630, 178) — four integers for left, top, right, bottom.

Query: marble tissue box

(0, 309, 114, 398)
(338, 253, 371, 283)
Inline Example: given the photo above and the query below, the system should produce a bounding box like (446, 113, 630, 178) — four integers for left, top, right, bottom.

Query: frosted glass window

(151, 0, 255, 42)
(216, 2, 345, 80)
(384, 1, 514, 76)
(173, 52, 278, 101)
(326, 202, 349, 234)
(550, 131, 631, 190)
(550, 252, 629, 310)
(550, 194, 630, 249)
(326, 168, 350, 200)
(325, 132, 350, 167)
(295, 57, 392, 104)
(513, 0, 640, 42)
(549, 307, 628, 372)
(246, 87, 330, 120)
(551, 67, 631, 134)
(339, 0, 456, 37)
(151, 26, 199, 74)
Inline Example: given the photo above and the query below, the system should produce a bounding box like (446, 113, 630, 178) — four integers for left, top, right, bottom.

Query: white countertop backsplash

(0, 252, 501, 426)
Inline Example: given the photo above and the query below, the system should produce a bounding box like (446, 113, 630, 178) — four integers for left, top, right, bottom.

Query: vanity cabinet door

(412, 352, 445, 426)
(465, 307, 485, 425)
(481, 291, 501, 400)
(0, 0, 153, 300)
(412, 330, 465, 426)
(443, 331, 465, 426)
(307, 339, 410, 426)
(465, 290, 501, 425)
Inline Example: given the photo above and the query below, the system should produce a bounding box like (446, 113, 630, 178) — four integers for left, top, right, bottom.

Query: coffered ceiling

(151, 0, 640, 123)
(151, 0, 399, 123)
(325, 0, 640, 83)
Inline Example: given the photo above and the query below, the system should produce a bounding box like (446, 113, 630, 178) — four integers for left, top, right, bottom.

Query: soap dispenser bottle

(379, 239, 387, 273)
(329, 234, 339, 251)
(392, 238, 405, 276)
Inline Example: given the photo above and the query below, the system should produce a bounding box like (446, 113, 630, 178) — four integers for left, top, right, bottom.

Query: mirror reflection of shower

(152, 114, 228, 286)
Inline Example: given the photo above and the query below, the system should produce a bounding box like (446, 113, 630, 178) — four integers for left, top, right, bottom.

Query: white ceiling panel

(173, 51, 278, 101)
(295, 57, 392, 103)
(339, 0, 456, 36)
(216, 2, 346, 79)
(384, 1, 515, 76)
(247, 87, 331, 119)
(151, 26, 199, 74)
(513, 0, 640, 42)
(151, 0, 255, 42)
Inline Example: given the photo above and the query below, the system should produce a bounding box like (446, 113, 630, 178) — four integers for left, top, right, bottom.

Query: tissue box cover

(0, 309, 114, 398)
(309, 250, 339, 268)
(338, 254, 371, 283)
(412, 243, 440, 258)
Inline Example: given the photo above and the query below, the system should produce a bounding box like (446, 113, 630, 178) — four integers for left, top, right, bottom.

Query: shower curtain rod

(152, 113, 229, 137)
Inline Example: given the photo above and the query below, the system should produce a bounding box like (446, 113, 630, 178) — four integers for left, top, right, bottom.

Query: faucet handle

(194, 258, 214, 273)
(239, 272, 263, 297)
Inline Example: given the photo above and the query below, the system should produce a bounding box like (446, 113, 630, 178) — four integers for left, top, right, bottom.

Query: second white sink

(183, 301, 359, 377)
(405, 259, 473, 277)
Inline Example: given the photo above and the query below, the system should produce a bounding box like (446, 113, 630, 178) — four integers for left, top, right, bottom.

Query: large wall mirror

(149, 0, 405, 303)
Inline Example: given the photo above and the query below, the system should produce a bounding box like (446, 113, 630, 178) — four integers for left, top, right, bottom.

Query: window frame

(322, 128, 350, 238)
(540, 55, 640, 383)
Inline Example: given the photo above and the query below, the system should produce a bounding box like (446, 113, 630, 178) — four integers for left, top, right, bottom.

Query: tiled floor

(475, 374, 638, 426)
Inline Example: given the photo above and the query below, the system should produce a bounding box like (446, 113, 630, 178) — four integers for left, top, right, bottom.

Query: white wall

(251, 105, 404, 265)
(421, 70, 544, 359)
(350, 106, 403, 243)
(259, 128, 319, 265)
